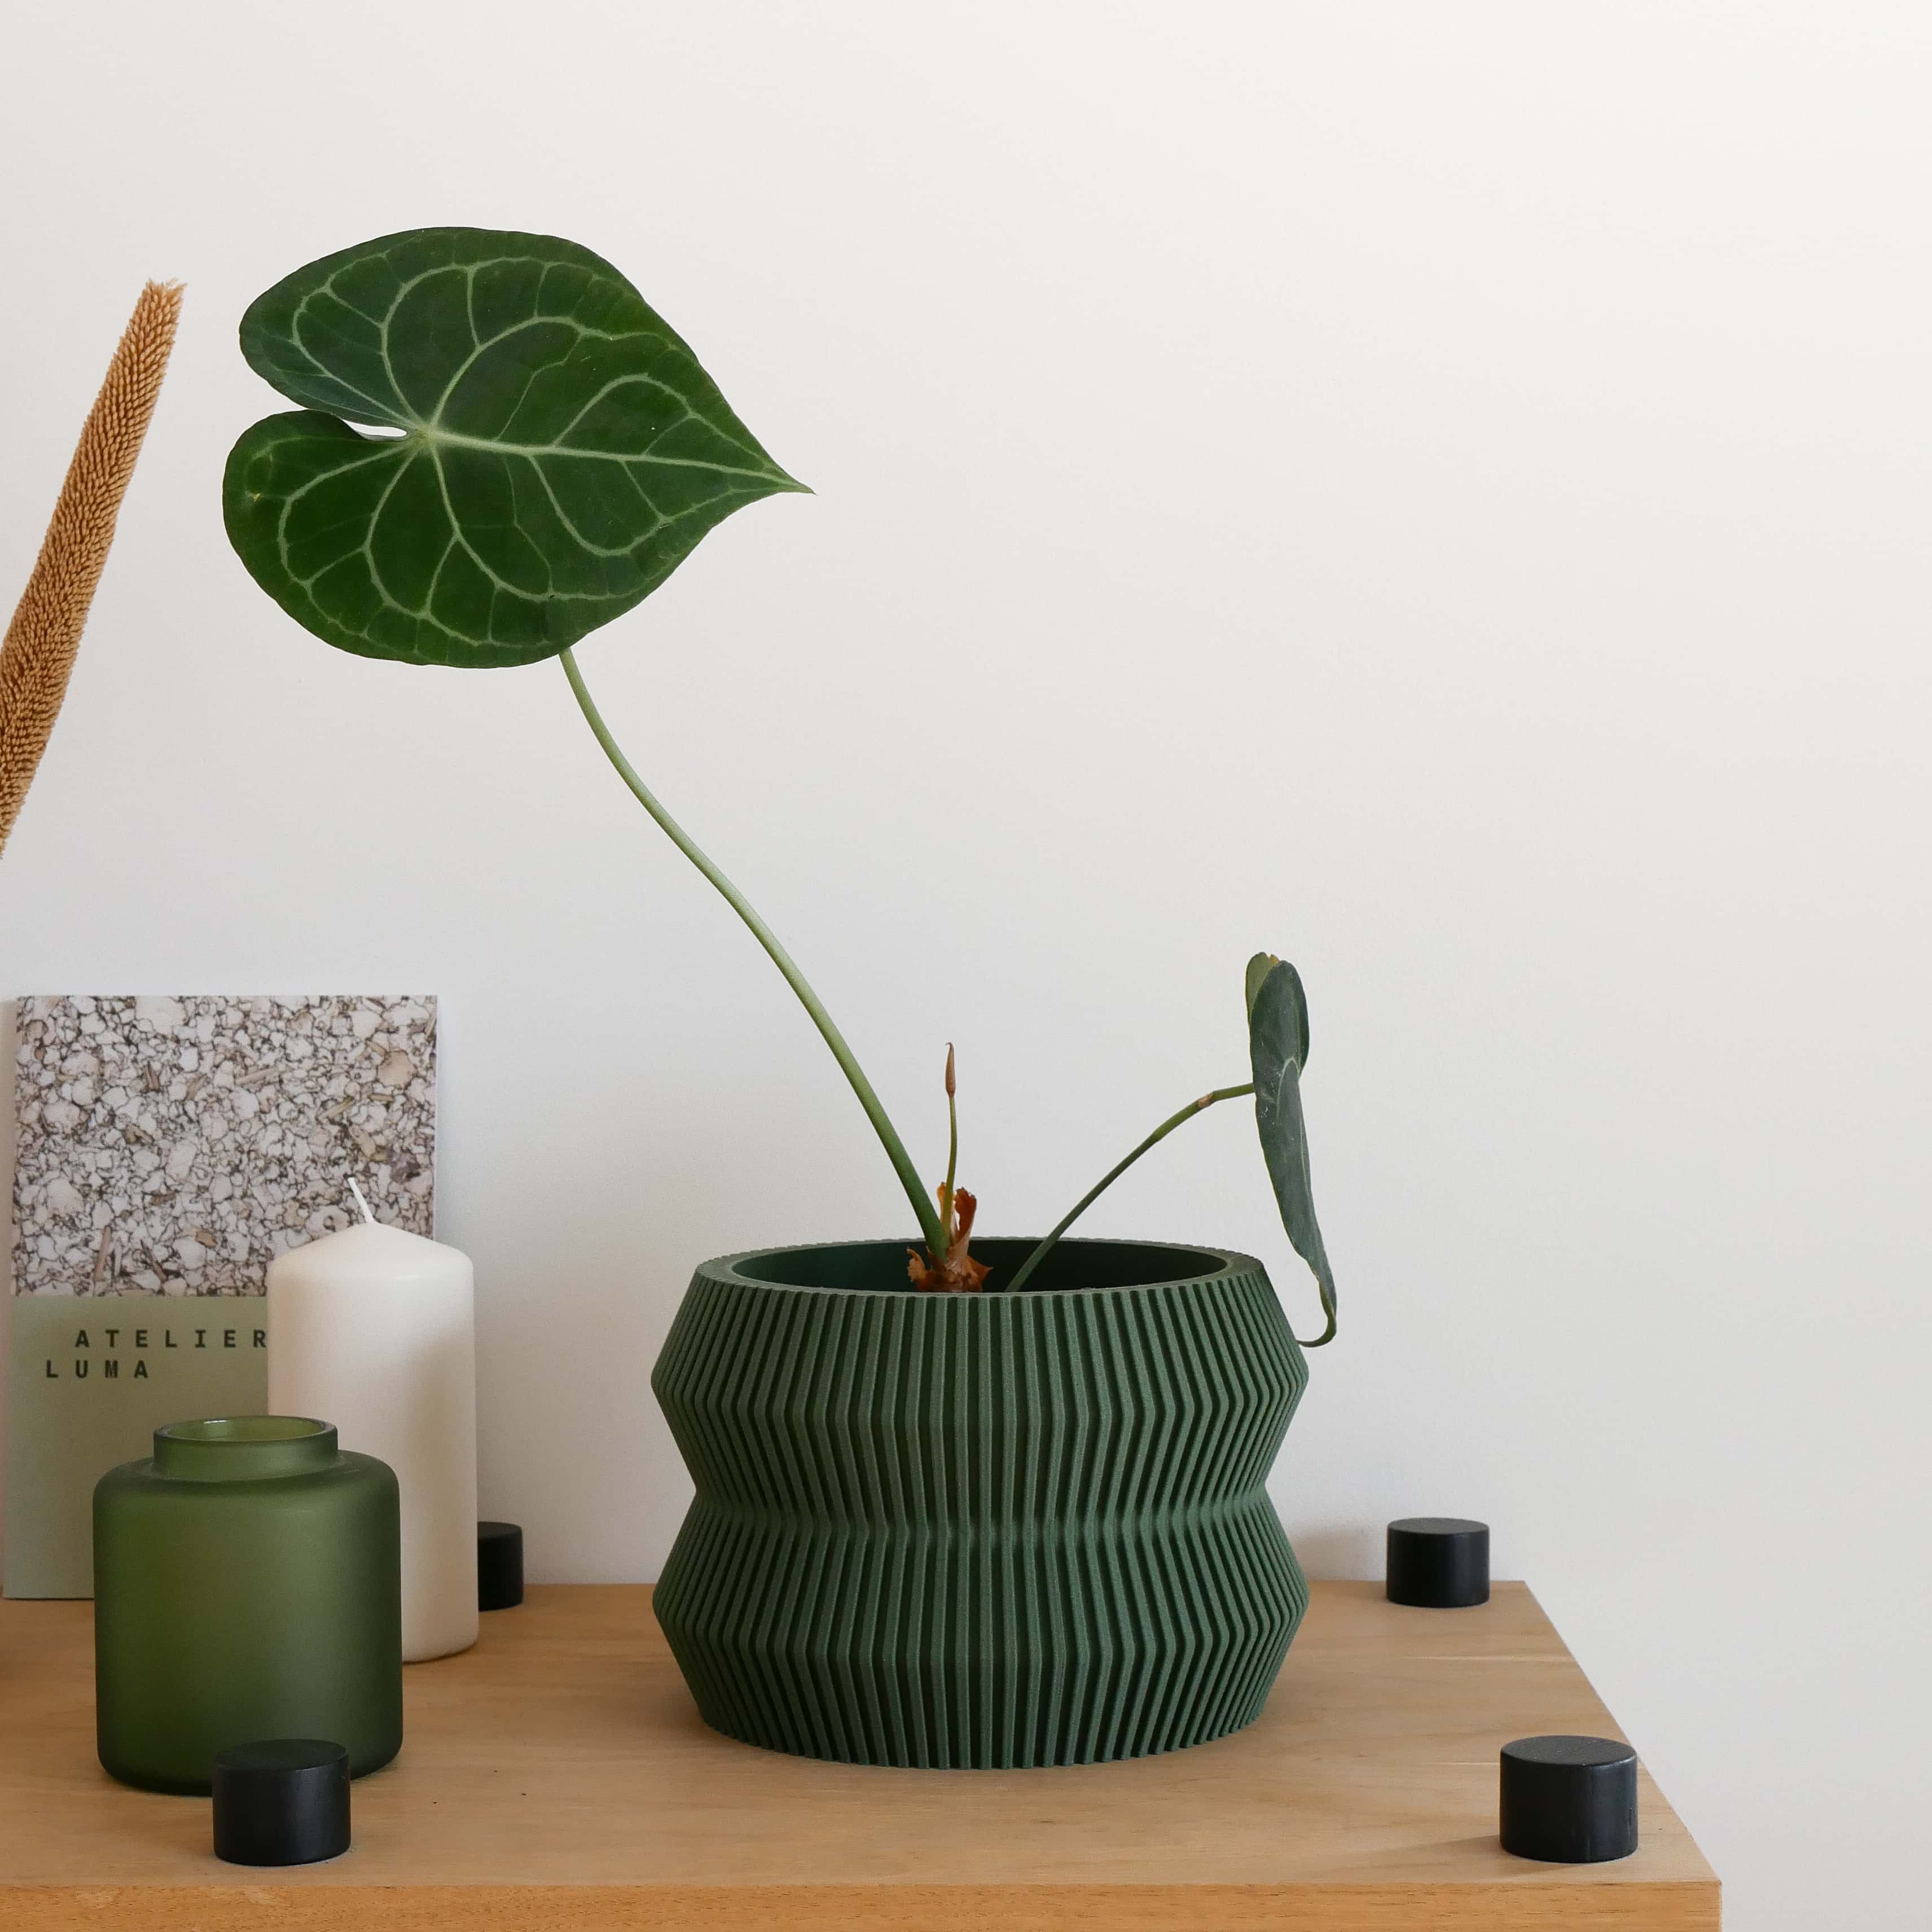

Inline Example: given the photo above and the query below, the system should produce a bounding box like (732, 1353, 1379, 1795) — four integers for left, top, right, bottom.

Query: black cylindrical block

(478, 1520, 524, 1611)
(1386, 1516, 1490, 1608)
(211, 1738, 350, 1866)
(1500, 1735, 1639, 1863)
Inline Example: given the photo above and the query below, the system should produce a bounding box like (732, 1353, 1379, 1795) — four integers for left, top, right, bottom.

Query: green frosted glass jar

(94, 1417, 403, 1794)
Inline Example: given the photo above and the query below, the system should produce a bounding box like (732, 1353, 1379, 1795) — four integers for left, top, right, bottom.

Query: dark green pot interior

(731, 1235, 1226, 1295)
(653, 1237, 1309, 1770)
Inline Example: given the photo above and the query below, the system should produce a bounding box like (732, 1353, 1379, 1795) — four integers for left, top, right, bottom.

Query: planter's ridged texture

(652, 1239, 1309, 1768)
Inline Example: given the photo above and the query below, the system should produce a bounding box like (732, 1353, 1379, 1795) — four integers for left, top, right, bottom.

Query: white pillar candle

(267, 1210, 478, 1662)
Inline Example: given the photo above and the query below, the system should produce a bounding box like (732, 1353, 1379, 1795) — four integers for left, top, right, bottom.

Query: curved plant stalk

(561, 648, 943, 1253)
(1004, 1083, 1256, 1295)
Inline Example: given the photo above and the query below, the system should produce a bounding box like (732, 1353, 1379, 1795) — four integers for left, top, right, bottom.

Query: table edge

(0, 1878, 1724, 1931)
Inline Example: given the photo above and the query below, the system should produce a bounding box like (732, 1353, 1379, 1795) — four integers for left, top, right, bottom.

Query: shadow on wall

(1289, 1522, 1382, 1580)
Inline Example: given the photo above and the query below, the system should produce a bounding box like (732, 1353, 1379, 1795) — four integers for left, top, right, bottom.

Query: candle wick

(347, 1178, 377, 1226)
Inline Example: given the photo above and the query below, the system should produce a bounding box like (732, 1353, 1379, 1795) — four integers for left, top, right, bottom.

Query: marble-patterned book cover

(5, 995, 437, 1597)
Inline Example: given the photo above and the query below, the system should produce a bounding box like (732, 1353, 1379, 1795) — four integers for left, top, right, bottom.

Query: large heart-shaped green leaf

(1247, 955, 1336, 1345)
(223, 227, 805, 668)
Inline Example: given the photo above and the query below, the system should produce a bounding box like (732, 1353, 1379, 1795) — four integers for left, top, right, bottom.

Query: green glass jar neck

(152, 1417, 339, 1481)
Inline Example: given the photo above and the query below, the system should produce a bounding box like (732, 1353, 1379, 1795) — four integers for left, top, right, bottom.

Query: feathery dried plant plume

(0, 280, 182, 856)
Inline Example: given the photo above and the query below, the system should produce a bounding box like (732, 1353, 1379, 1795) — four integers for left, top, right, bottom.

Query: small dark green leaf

(1244, 951, 1276, 1019)
(223, 227, 806, 669)
(1245, 949, 1308, 1064)
(1247, 957, 1335, 1345)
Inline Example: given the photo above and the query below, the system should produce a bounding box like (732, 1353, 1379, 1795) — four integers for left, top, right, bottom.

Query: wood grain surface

(0, 1580, 1718, 1929)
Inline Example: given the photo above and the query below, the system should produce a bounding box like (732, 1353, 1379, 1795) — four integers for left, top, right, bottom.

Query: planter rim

(701, 1234, 1262, 1298)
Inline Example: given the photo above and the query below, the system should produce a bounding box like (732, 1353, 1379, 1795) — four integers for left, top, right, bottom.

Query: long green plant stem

(1004, 1083, 1257, 1294)
(561, 648, 944, 1253)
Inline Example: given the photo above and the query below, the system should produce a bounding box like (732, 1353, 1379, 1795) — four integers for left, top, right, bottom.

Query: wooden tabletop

(0, 1580, 1717, 1929)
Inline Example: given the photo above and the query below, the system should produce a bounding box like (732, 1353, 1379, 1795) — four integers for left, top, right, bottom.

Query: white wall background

(3, 3, 1927, 1922)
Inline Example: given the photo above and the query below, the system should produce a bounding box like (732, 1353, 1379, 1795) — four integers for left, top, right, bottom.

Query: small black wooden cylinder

(211, 1738, 350, 1866)
(1386, 1517, 1489, 1607)
(1500, 1735, 1639, 1863)
(478, 1520, 524, 1611)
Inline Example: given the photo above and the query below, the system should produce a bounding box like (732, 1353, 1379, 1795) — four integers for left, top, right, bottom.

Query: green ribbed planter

(651, 1237, 1309, 1768)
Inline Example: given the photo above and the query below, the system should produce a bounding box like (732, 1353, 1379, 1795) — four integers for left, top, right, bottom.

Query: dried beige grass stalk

(0, 280, 182, 855)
